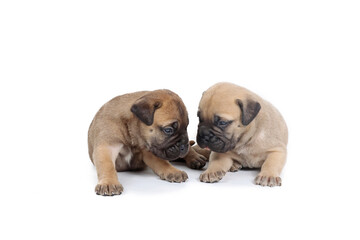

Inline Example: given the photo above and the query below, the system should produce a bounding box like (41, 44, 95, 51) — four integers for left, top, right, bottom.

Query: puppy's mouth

(165, 143, 189, 160)
(196, 130, 233, 153)
(198, 140, 227, 153)
(149, 142, 189, 161)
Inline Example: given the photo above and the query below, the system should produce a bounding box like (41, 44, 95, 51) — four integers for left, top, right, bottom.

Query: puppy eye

(218, 120, 228, 126)
(217, 120, 232, 129)
(163, 127, 174, 135)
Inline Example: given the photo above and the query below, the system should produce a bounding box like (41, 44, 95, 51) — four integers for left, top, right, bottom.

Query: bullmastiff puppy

(88, 89, 206, 196)
(196, 82, 288, 187)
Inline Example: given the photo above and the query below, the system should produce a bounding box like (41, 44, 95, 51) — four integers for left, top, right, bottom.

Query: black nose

(199, 126, 210, 137)
(180, 144, 185, 151)
(176, 135, 189, 155)
(179, 143, 189, 156)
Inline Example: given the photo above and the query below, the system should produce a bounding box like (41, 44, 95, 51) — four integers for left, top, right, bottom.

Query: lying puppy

(88, 89, 205, 196)
(196, 82, 288, 186)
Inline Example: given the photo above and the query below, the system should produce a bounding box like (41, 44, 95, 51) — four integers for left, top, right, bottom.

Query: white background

(1, 1, 359, 239)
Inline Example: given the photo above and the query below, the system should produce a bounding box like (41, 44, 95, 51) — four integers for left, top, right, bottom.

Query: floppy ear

(131, 97, 162, 126)
(236, 99, 261, 126)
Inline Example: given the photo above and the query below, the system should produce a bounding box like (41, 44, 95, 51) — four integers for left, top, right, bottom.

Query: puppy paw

(95, 180, 124, 196)
(184, 152, 207, 169)
(255, 175, 282, 187)
(159, 170, 188, 183)
(200, 170, 226, 183)
(192, 145, 211, 159)
(229, 161, 242, 172)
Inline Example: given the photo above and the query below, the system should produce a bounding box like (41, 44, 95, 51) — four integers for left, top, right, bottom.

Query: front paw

(200, 170, 226, 183)
(255, 175, 282, 187)
(184, 152, 207, 169)
(95, 180, 124, 196)
(159, 169, 188, 183)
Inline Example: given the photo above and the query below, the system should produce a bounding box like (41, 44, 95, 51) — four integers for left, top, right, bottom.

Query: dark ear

(131, 97, 162, 126)
(236, 99, 261, 126)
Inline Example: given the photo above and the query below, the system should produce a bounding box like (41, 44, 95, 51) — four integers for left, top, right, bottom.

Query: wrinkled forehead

(156, 99, 189, 127)
(199, 94, 239, 121)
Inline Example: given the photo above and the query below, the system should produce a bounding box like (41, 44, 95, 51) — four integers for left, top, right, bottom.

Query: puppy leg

(93, 144, 124, 196)
(229, 160, 242, 172)
(183, 146, 207, 170)
(143, 151, 188, 183)
(191, 144, 211, 160)
(200, 152, 233, 183)
(255, 149, 286, 187)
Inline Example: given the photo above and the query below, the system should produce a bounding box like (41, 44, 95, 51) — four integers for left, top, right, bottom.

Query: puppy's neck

(234, 122, 258, 150)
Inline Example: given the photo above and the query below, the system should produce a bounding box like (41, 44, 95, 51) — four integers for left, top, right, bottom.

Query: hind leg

(229, 160, 242, 172)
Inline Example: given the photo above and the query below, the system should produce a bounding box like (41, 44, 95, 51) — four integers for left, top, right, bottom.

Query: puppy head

(196, 83, 261, 153)
(131, 90, 189, 160)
